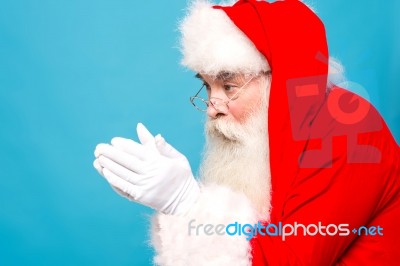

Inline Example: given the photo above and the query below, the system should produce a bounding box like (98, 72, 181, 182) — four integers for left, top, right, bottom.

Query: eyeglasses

(189, 71, 270, 113)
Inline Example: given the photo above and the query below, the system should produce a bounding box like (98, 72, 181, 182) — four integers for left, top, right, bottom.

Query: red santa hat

(179, 0, 345, 82)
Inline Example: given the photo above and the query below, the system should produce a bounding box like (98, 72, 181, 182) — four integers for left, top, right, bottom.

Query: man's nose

(207, 98, 227, 119)
(206, 88, 228, 118)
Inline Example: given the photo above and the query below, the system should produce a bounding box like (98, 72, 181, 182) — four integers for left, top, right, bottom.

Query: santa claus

(93, 0, 400, 265)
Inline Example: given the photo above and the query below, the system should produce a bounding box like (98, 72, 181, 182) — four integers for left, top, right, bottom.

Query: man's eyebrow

(195, 72, 237, 82)
(217, 71, 235, 81)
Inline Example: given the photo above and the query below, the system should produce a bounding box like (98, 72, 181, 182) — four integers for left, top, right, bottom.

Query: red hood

(214, 0, 330, 219)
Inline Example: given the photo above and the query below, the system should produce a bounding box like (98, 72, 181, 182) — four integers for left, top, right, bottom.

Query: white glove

(93, 123, 200, 215)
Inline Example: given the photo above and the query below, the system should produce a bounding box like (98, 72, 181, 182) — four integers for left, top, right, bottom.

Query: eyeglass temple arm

(193, 84, 205, 97)
(226, 70, 272, 103)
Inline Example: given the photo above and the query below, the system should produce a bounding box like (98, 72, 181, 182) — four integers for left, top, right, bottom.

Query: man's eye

(204, 83, 211, 91)
(224, 84, 238, 91)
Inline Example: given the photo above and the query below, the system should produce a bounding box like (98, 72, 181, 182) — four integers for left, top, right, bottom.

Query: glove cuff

(172, 176, 200, 216)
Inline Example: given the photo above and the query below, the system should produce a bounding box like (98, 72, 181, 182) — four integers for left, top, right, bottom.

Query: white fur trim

(327, 56, 346, 89)
(151, 184, 259, 266)
(179, 0, 270, 75)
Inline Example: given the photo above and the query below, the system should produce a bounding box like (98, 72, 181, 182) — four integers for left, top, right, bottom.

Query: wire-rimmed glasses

(189, 74, 257, 113)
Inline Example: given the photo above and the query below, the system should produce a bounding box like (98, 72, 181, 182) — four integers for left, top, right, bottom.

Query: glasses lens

(191, 97, 208, 112)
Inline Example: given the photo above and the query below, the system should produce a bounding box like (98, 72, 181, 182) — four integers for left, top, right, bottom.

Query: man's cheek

(229, 106, 247, 123)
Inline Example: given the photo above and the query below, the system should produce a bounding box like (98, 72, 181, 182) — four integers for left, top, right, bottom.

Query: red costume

(215, 0, 400, 264)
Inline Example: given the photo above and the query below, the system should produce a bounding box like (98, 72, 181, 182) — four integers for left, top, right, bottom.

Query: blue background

(0, 1, 398, 265)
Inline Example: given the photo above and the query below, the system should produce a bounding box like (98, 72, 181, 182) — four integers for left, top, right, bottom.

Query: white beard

(199, 76, 271, 217)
